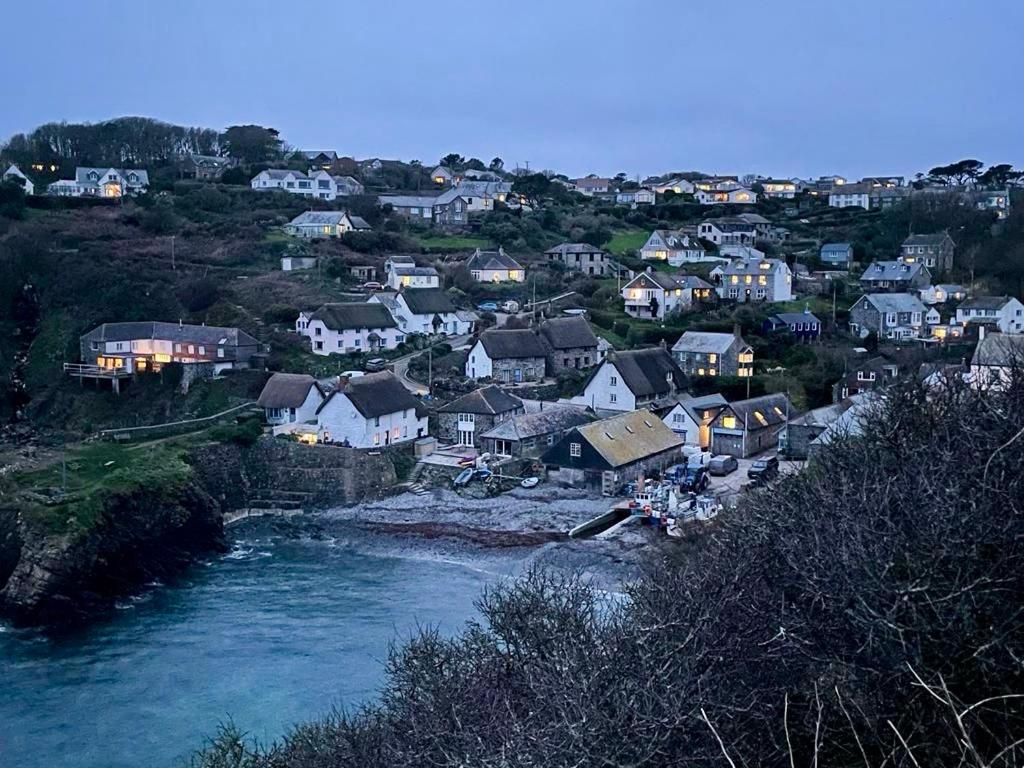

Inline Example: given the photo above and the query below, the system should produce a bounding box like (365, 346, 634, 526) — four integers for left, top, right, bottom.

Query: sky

(1, 1, 1019, 180)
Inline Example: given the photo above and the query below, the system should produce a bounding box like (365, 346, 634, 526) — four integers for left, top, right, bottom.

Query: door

(514, 368, 523, 382)
(459, 429, 474, 446)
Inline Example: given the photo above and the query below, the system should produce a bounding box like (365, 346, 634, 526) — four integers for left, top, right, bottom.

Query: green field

(605, 230, 648, 255)
(416, 234, 490, 251)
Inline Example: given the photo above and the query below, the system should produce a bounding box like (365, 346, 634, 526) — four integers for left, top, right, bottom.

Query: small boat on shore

(453, 468, 474, 487)
(520, 477, 540, 489)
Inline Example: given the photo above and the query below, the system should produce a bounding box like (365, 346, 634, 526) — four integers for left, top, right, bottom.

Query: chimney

(979, 325, 986, 342)
(733, 323, 742, 338)
(336, 374, 350, 390)
(179, 318, 183, 327)
(659, 337, 667, 350)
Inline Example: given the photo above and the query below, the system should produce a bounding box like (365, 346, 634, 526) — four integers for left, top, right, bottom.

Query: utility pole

(170, 235, 176, 271)
(427, 345, 433, 396)
(832, 281, 837, 324)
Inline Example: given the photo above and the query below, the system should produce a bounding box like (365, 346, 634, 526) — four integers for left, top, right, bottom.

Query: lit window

(722, 416, 737, 429)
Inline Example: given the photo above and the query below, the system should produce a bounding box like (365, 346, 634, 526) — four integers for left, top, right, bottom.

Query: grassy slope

(605, 230, 649, 255)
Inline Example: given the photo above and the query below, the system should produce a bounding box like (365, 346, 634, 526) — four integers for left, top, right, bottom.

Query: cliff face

(0, 482, 224, 626)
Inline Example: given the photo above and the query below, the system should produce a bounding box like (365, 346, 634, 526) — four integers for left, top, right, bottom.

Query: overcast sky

(2, 1, 1019, 180)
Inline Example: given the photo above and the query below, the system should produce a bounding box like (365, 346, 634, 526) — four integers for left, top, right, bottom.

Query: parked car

(501, 300, 520, 313)
(680, 466, 710, 493)
(362, 281, 383, 291)
(477, 301, 499, 312)
(747, 455, 779, 483)
(365, 358, 389, 372)
(708, 454, 739, 476)
(683, 446, 710, 467)
(339, 370, 365, 378)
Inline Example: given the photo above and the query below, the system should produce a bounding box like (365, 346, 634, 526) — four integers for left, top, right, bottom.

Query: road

(392, 335, 472, 395)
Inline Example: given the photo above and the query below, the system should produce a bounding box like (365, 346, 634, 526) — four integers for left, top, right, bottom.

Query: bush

(209, 417, 263, 446)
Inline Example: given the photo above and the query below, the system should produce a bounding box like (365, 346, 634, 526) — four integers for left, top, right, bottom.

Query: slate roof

(958, 296, 1013, 311)
(310, 303, 397, 330)
(259, 169, 309, 181)
(319, 371, 425, 419)
(859, 293, 927, 314)
(647, 229, 707, 250)
(438, 385, 524, 415)
(477, 329, 548, 359)
(972, 334, 1024, 367)
(821, 242, 852, 251)
(672, 393, 729, 423)
(480, 404, 595, 441)
(573, 410, 683, 468)
(724, 393, 795, 430)
(379, 194, 440, 208)
(721, 257, 788, 276)
(538, 316, 599, 350)
(605, 348, 686, 397)
(81, 321, 258, 348)
(771, 311, 822, 325)
(288, 211, 351, 226)
(400, 288, 456, 315)
(624, 271, 686, 292)
(672, 331, 742, 355)
(861, 261, 928, 281)
(257, 373, 322, 409)
(545, 243, 607, 255)
(392, 266, 439, 277)
(466, 249, 523, 272)
(75, 167, 149, 185)
(903, 232, 952, 247)
(347, 215, 371, 229)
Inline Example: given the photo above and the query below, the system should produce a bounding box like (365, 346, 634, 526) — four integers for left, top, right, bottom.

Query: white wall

(302, 319, 403, 356)
(571, 361, 636, 411)
(662, 404, 701, 446)
(316, 395, 427, 448)
(265, 387, 323, 426)
(465, 341, 493, 379)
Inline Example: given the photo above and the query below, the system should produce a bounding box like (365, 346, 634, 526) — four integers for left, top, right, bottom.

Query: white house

(760, 179, 797, 199)
(919, 284, 968, 305)
(464, 330, 549, 382)
(48, 167, 149, 197)
(615, 189, 655, 206)
(369, 288, 472, 336)
(955, 296, 1024, 334)
(3, 164, 33, 195)
(695, 187, 757, 205)
(466, 248, 525, 282)
(571, 177, 612, 196)
(621, 270, 714, 320)
(257, 373, 326, 428)
(697, 219, 757, 246)
(571, 347, 686, 412)
(315, 371, 427, 448)
(251, 169, 363, 200)
(828, 182, 872, 210)
(717, 258, 793, 303)
(661, 393, 729, 449)
(297, 303, 403, 355)
(640, 230, 716, 265)
(386, 264, 440, 290)
(284, 211, 371, 238)
(644, 177, 695, 195)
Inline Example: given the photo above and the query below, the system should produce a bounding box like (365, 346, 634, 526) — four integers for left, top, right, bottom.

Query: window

(374, 417, 380, 427)
(217, 348, 225, 359)
(609, 393, 617, 404)
(609, 376, 617, 386)
(569, 442, 581, 457)
(722, 415, 737, 429)
(314, 327, 322, 336)
(673, 413, 684, 423)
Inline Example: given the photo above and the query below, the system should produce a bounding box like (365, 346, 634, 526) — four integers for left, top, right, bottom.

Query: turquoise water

(0, 527, 493, 768)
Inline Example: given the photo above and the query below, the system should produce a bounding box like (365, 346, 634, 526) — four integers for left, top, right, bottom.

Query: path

(392, 335, 472, 395)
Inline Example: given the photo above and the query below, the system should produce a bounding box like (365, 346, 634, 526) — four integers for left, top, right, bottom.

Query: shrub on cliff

(193, 374, 1024, 767)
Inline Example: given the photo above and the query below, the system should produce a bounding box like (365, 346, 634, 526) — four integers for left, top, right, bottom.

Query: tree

(489, 157, 504, 172)
(511, 173, 552, 207)
(440, 153, 465, 169)
(222, 125, 283, 165)
(927, 159, 984, 186)
(979, 163, 1022, 188)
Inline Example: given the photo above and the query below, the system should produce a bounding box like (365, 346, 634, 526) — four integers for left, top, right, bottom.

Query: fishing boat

(453, 468, 474, 487)
(473, 468, 493, 481)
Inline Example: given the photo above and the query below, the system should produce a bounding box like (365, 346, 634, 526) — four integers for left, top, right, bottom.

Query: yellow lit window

(708, 368, 716, 376)
(738, 352, 754, 363)
(675, 289, 682, 296)
(745, 275, 752, 284)
(759, 262, 771, 270)
(708, 353, 717, 363)
(698, 368, 706, 376)
(722, 416, 737, 429)
(753, 411, 768, 426)
(730, 276, 739, 285)
(758, 275, 767, 285)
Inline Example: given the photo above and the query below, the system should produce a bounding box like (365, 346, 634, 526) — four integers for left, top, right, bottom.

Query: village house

(695, 187, 757, 205)
(717, 257, 794, 303)
(431, 165, 455, 185)
(618, 272, 692, 319)
(437, 385, 525, 447)
(919, 283, 968, 305)
(281, 255, 318, 272)
(300, 151, 339, 170)
(466, 248, 525, 282)
(48, 167, 149, 197)
(479, 403, 595, 459)
(284, 211, 371, 238)
(955, 296, 1024, 334)
(849, 293, 928, 340)
(297, 303, 402, 355)
(658, 393, 729, 449)
(644, 177, 696, 195)
(820, 242, 854, 267)
(544, 243, 627, 277)
(901, 232, 955, 272)
(78, 321, 260, 378)
(571, 347, 686, 412)
(709, 393, 794, 458)
(760, 179, 798, 199)
(465, 329, 548, 382)
(860, 261, 932, 293)
(828, 182, 872, 210)
(541, 409, 683, 494)
(697, 219, 757, 246)
(251, 169, 362, 200)
(386, 263, 440, 290)
(672, 328, 753, 378)
(764, 308, 822, 341)
(538, 316, 601, 372)
(694, 176, 741, 192)
(315, 371, 427, 448)
(781, 394, 868, 460)
(379, 193, 447, 221)
(832, 356, 899, 401)
(3, 164, 34, 195)
(179, 154, 236, 181)
(369, 288, 472, 336)
(969, 330, 1024, 390)
(615, 188, 656, 206)
(973, 188, 1012, 219)
(571, 177, 613, 197)
(641, 229, 717, 265)
(257, 373, 326, 428)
